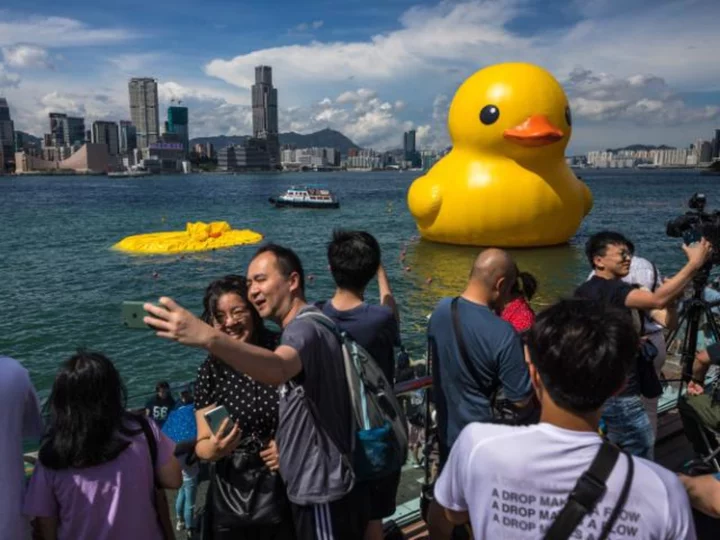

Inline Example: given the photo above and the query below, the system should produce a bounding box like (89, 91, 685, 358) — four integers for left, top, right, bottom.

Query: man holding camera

(576, 231, 712, 459)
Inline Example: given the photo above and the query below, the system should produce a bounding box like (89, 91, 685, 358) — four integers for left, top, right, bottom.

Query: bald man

(428, 249, 533, 468)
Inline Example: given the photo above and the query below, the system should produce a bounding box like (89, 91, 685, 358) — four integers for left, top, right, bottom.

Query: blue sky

(0, 0, 719, 153)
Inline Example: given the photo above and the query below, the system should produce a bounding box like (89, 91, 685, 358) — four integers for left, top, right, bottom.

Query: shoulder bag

(543, 442, 634, 540)
(451, 297, 539, 425)
(210, 435, 289, 527)
(205, 360, 290, 526)
(138, 415, 175, 540)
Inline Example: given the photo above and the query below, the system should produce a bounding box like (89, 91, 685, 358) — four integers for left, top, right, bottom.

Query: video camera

(666, 193, 720, 264)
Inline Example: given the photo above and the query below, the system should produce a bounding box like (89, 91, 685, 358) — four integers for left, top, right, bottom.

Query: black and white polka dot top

(194, 355, 279, 440)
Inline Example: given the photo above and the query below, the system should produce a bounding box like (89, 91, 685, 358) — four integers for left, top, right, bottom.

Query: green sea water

(1, 169, 716, 401)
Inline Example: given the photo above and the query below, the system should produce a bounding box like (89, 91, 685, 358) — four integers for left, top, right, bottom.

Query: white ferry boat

(269, 185, 340, 209)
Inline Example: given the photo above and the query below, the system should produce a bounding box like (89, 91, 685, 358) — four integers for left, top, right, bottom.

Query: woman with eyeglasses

(194, 275, 294, 540)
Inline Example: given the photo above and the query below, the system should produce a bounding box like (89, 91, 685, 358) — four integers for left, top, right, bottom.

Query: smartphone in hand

(122, 301, 153, 329)
(204, 405, 235, 438)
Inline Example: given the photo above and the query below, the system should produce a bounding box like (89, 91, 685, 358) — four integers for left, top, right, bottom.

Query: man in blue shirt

(427, 248, 534, 539)
(320, 229, 400, 540)
(429, 248, 533, 466)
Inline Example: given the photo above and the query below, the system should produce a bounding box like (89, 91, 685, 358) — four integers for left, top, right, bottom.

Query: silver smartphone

(204, 405, 235, 437)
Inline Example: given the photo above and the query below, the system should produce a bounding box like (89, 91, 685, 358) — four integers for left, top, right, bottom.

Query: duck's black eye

(565, 105, 572, 127)
(479, 105, 500, 125)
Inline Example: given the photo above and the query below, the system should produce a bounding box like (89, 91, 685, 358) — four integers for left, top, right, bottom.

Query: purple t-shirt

(23, 417, 175, 540)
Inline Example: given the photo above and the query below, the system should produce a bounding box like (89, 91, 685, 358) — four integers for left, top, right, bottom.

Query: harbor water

(1, 169, 716, 399)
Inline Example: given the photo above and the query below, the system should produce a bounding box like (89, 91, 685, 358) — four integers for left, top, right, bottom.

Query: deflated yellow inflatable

(408, 62, 593, 247)
(113, 221, 263, 254)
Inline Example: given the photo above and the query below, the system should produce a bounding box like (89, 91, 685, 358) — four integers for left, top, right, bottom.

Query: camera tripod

(665, 266, 720, 389)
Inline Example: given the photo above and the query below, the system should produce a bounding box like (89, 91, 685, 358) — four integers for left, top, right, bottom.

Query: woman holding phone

(194, 275, 294, 540)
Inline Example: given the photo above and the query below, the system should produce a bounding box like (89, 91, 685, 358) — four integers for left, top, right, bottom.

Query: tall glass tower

(251, 66, 280, 167)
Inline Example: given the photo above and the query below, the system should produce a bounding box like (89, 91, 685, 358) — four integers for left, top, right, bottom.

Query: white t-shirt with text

(435, 422, 696, 540)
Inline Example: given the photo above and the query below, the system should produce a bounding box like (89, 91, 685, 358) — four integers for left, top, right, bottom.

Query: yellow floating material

(113, 221, 263, 254)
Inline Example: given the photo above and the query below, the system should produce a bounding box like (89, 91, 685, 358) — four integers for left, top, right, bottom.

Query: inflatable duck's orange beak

(503, 115, 564, 147)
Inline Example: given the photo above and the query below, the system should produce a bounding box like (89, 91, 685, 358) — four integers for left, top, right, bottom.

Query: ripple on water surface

(0, 169, 711, 397)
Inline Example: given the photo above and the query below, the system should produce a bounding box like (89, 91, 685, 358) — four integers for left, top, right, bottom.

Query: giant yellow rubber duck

(408, 62, 592, 247)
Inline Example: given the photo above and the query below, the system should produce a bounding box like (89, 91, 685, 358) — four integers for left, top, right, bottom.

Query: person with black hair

(575, 230, 712, 459)
(145, 380, 175, 427)
(24, 350, 182, 540)
(426, 249, 534, 539)
(193, 275, 292, 540)
(432, 299, 696, 538)
(144, 244, 370, 540)
(500, 270, 537, 333)
(319, 229, 400, 540)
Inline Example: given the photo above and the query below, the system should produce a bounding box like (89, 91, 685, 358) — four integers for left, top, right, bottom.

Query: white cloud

(108, 53, 163, 73)
(2, 44, 52, 69)
(291, 20, 324, 34)
(336, 88, 377, 104)
(4, 0, 720, 152)
(0, 13, 135, 47)
(0, 63, 20, 88)
(566, 67, 720, 125)
(205, 1, 526, 88)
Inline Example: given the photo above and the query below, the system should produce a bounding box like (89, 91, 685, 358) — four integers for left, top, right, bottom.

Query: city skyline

(0, 0, 719, 153)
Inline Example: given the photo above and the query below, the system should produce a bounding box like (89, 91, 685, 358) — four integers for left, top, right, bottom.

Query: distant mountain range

(605, 144, 675, 152)
(190, 128, 360, 154)
(16, 131, 42, 145)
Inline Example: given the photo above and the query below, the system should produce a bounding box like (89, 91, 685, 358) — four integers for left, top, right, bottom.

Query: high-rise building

(48, 113, 85, 147)
(68, 117, 85, 146)
(128, 78, 160, 149)
(700, 141, 713, 164)
(403, 130, 421, 167)
(119, 120, 137, 154)
(713, 129, 720, 160)
(49, 113, 67, 147)
(167, 106, 189, 153)
(251, 66, 280, 167)
(403, 130, 416, 157)
(92, 121, 120, 155)
(0, 98, 15, 172)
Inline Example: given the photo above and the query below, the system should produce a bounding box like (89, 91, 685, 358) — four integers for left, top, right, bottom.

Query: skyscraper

(48, 113, 85, 147)
(167, 106, 189, 153)
(119, 120, 137, 154)
(49, 113, 67, 147)
(67, 117, 86, 146)
(713, 129, 720, 160)
(403, 130, 416, 157)
(0, 98, 15, 172)
(251, 66, 280, 167)
(92, 121, 120, 155)
(128, 78, 159, 149)
(404, 130, 421, 167)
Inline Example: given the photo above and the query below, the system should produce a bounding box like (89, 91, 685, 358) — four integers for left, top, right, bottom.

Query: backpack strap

(543, 442, 634, 540)
(294, 309, 363, 439)
(450, 297, 495, 397)
(651, 263, 659, 293)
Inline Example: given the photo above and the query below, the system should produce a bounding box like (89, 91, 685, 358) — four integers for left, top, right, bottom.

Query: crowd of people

(4, 228, 720, 539)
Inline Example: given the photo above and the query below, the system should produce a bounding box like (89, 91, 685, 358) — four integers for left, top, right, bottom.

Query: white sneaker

(176, 520, 185, 531)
